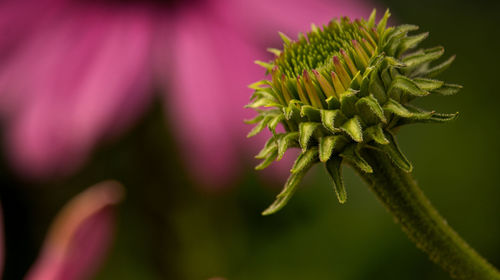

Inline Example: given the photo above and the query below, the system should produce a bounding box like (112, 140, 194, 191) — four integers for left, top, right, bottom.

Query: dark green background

(1, 0, 499, 279)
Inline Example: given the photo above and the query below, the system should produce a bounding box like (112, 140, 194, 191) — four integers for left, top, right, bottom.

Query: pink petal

(157, 8, 264, 188)
(211, 0, 377, 47)
(157, 7, 294, 189)
(2, 6, 155, 179)
(25, 180, 124, 280)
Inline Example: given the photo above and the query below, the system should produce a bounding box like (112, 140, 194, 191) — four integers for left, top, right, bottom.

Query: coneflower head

(246, 9, 460, 215)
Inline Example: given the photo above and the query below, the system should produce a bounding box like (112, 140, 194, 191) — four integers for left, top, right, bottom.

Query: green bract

(246, 9, 460, 215)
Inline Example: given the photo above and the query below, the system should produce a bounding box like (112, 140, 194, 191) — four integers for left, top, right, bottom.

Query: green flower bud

(246, 9, 460, 215)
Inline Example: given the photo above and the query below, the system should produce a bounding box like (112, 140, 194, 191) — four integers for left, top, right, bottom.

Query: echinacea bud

(246, 9, 460, 215)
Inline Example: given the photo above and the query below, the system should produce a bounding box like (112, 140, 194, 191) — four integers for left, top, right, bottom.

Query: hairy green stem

(357, 148, 500, 280)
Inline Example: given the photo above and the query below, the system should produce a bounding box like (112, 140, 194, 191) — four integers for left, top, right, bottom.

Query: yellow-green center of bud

(259, 17, 380, 109)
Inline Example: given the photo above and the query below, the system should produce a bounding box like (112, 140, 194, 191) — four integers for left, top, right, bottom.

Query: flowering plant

(247, 9, 500, 280)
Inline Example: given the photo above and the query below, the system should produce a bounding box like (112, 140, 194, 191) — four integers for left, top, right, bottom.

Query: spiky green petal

(325, 157, 346, 203)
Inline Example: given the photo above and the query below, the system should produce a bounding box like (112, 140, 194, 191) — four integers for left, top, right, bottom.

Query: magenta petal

(25, 180, 124, 280)
(2, 7, 155, 179)
(158, 9, 267, 188)
(212, 0, 375, 45)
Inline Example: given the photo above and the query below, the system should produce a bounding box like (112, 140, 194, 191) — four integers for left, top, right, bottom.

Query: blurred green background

(1, 0, 500, 279)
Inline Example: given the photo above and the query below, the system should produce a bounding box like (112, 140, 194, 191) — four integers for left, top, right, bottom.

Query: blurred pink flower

(0, 180, 123, 280)
(0, 0, 374, 187)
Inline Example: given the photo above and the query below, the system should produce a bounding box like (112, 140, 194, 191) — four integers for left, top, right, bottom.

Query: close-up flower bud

(248, 10, 459, 214)
(0, 0, 499, 279)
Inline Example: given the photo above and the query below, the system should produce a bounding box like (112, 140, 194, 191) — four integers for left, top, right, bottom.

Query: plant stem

(357, 148, 500, 280)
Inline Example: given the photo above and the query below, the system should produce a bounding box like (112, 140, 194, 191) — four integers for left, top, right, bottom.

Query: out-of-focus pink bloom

(0, 0, 374, 188)
(0, 180, 123, 280)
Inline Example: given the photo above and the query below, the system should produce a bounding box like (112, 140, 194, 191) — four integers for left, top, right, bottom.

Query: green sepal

(368, 54, 386, 69)
(277, 132, 299, 160)
(255, 136, 278, 159)
(384, 25, 420, 57)
(300, 105, 321, 122)
(349, 71, 362, 89)
(422, 55, 456, 78)
(321, 109, 346, 132)
(394, 24, 420, 33)
(341, 116, 363, 142)
(299, 122, 320, 152)
(361, 55, 384, 95)
(369, 69, 387, 103)
(367, 9, 376, 28)
(385, 56, 406, 68)
(250, 87, 277, 101)
(355, 94, 387, 125)
(413, 78, 444, 91)
(255, 148, 278, 170)
(384, 35, 402, 57)
(389, 75, 429, 97)
(383, 98, 433, 119)
(245, 97, 282, 109)
(319, 135, 347, 162)
(384, 24, 419, 48)
(284, 100, 302, 120)
(291, 148, 319, 173)
(394, 111, 459, 127)
(339, 89, 359, 117)
(248, 79, 272, 90)
(432, 83, 462, 95)
(245, 97, 268, 109)
(360, 67, 374, 96)
(244, 114, 264, 125)
(325, 157, 347, 203)
(268, 114, 285, 134)
(247, 115, 274, 137)
(326, 96, 341, 110)
(261, 168, 309, 215)
(395, 32, 429, 57)
(403, 46, 444, 68)
(340, 145, 373, 173)
(380, 66, 392, 90)
(364, 124, 390, 144)
(375, 132, 413, 172)
(377, 9, 391, 36)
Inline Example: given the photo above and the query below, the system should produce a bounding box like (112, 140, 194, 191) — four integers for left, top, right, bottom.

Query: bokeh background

(1, 0, 499, 279)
